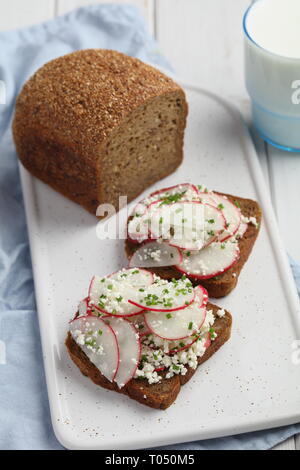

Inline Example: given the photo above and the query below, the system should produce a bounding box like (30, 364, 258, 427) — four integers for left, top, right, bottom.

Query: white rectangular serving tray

(20, 84, 300, 450)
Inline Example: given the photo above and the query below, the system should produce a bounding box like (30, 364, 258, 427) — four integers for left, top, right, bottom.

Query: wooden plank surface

(156, 0, 250, 99)
(266, 146, 300, 263)
(0, 0, 298, 451)
(273, 437, 297, 451)
(296, 434, 300, 450)
(0, 0, 55, 30)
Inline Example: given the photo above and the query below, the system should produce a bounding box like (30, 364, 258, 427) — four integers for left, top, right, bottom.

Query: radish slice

(78, 297, 90, 317)
(144, 285, 207, 341)
(127, 215, 150, 243)
(108, 268, 153, 287)
(129, 277, 195, 312)
(168, 203, 224, 249)
(146, 331, 200, 354)
(209, 194, 241, 241)
(235, 221, 248, 239)
(127, 200, 161, 243)
(69, 316, 119, 382)
(198, 192, 241, 241)
(150, 183, 199, 200)
(104, 317, 141, 388)
(144, 302, 207, 340)
(166, 335, 199, 354)
(128, 185, 200, 243)
(149, 201, 225, 251)
(130, 201, 148, 217)
(88, 275, 143, 317)
(197, 191, 217, 206)
(127, 313, 151, 336)
(203, 332, 211, 349)
(195, 284, 209, 308)
(166, 329, 212, 355)
(175, 241, 240, 279)
(129, 241, 182, 268)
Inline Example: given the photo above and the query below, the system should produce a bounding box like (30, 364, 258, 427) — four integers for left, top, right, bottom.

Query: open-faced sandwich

(125, 183, 262, 298)
(66, 268, 232, 409)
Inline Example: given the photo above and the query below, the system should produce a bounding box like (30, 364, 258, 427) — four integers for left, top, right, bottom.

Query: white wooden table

(1, 0, 299, 451)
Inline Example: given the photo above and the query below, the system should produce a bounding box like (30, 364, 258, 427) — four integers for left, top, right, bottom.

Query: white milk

(244, 0, 300, 150)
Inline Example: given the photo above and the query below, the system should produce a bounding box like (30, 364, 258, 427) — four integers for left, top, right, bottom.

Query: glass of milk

(244, 0, 300, 152)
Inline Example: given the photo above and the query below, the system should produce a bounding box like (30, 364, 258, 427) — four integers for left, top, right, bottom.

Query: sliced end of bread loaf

(98, 91, 187, 213)
(65, 303, 232, 410)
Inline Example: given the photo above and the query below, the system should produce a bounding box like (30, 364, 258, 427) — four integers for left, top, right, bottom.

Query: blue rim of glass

(254, 127, 300, 153)
(243, 0, 300, 62)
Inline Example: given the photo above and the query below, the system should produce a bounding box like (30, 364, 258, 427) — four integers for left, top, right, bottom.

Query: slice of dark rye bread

(65, 303, 232, 410)
(125, 193, 262, 298)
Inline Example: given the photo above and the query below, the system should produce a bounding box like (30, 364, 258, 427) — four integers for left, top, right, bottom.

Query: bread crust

(125, 193, 262, 298)
(13, 49, 188, 214)
(65, 303, 232, 410)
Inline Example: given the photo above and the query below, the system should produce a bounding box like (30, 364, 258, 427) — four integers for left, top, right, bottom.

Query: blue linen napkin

(0, 4, 299, 450)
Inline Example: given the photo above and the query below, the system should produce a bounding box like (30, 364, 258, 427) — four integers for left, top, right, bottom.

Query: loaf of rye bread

(65, 303, 232, 410)
(126, 193, 262, 298)
(13, 49, 188, 215)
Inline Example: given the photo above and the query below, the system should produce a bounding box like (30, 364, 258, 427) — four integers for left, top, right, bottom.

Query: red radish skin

(108, 268, 154, 286)
(146, 335, 199, 355)
(93, 304, 144, 318)
(87, 275, 95, 302)
(204, 333, 211, 350)
(167, 336, 199, 355)
(194, 285, 209, 308)
(149, 183, 199, 199)
(168, 329, 211, 355)
(147, 329, 211, 356)
(70, 311, 80, 323)
(129, 298, 195, 313)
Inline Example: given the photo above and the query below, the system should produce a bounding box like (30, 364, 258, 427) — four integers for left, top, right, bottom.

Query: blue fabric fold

(0, 4, 299, 450)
